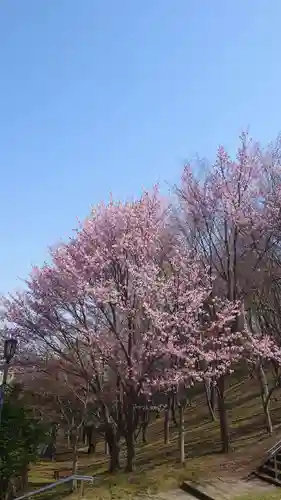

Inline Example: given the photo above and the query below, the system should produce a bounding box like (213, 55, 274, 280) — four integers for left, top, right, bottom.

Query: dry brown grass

(234, 493, 281, 500)
(28, 373, 281, 499)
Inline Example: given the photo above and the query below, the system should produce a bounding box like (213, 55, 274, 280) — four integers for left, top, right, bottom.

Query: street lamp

(4, 337, 17, 364)
(0, 337, 17, 426)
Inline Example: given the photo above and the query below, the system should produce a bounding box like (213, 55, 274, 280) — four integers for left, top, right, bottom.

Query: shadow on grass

(228, 391, 260, 411)
(25, 482, 71, 500)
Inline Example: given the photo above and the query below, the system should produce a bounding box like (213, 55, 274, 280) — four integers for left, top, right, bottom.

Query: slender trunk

(82, 426, 87, 445)
(171, 393, 177, 426)
(179, 404, 185, 464)
(80, 425, 85, 444)
(104, 438, 109, 455)
(257, 362, 273, 434)
(211, 383, 217, 415)
(204, 379, 216, 421)
(264, 399, 273, 435)
(71, 430, 79, 492)
(50, 423, 57, 460)
(217, 376, 229, 453)
(164, 406, 170, 444)
(142, 421, 148, 444)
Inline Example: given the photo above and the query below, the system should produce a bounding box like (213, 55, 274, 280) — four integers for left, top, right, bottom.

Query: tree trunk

(204, 379, 216, 421)
(79, 425, 84, 443)
(164, 400, 170, 444)
(67, 431, 71, 450)
(125, 404, 136, 472)
(142, 421, 148, 444)
(20, 464, 29, 492)
(82, 426, 87, 445)
(88, 442, 96, 454)
(171, 393, 177, 426)
(179, 404, 185, 464)
(108, 437, 120, 473)
(257, 362, 273, 434)
(71, 429, 79, 491)
(50, 423, 57, 460)
(105, 423, 120, 473)
(104, 438, 109, 455)
(211, 383, 217, 415)
(217, 376, 229, 453)
(263, 399, 273, 435)
(87, 427, 97, 454)
(125, 431, 136, 472)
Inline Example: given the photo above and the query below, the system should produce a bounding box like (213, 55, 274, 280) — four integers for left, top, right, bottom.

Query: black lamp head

(4, 337, 17, 363)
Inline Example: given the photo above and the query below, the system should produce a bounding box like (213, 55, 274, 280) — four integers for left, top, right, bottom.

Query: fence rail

(14, 475, 95, 500)
(267, 439, 281, 458)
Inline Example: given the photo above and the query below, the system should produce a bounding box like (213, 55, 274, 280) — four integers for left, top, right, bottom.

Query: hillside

(27, 372, 281, 500)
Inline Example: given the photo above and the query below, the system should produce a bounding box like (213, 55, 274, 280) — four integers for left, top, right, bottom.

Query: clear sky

(0, 0, 281, 294)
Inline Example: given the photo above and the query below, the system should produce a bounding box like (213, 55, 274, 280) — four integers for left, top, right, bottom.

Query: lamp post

(0, 337, 17, 426)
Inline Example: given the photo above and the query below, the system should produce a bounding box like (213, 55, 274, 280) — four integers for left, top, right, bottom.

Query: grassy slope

(29, 374, 281, 499)
(235, 494, 281, 500)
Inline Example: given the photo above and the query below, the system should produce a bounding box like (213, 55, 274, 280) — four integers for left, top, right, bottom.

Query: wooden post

(80, 479, 85, 498)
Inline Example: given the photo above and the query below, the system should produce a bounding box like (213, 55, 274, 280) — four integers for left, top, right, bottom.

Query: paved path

(185, 476, 276, 499)
(137, 476, 277, 500)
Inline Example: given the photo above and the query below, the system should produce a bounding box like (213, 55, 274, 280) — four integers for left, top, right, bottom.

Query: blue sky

(0, 0, 281, 294)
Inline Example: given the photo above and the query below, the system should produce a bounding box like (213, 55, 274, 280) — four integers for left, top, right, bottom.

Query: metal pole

(0, 362, 9, 427)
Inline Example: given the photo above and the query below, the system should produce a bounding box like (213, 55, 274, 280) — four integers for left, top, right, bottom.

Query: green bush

(0, 386, 47, 499)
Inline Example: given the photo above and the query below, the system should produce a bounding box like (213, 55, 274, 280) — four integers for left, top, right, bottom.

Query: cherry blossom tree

(175, 133, 281, 446)
(245, 279, 281, 434)
(3, 188, 256, 467)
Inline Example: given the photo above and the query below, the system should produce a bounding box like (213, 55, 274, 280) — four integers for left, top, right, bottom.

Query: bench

(53, 469, 73, 480)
